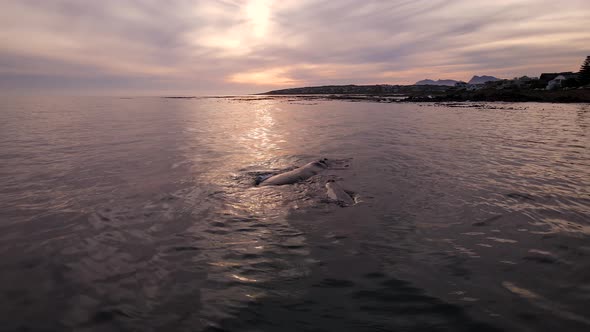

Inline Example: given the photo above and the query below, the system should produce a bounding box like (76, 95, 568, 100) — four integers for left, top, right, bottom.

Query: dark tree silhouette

(579, 56, 590, 85)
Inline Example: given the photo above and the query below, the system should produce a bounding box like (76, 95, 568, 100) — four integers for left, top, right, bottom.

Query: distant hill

(468, 75, 501, 84)
(259, 84, 453, 95)
(414, 79, 459, 86)
(260, 85, 396, 95)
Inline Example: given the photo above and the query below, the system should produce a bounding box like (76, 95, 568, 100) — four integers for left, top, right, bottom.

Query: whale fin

(325, 180, 355, 206)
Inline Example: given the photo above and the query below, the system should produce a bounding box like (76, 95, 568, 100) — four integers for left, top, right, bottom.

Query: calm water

(0, 96, 589, 331)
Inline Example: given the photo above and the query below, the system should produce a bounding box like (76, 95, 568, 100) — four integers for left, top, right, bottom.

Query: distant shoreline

(258, 84, 590, 103)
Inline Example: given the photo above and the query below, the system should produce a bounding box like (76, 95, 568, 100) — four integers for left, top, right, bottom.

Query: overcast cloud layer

(1, 0, 589, 95)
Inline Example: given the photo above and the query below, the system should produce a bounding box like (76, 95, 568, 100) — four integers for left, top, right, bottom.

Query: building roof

(540, 72, 577, 81)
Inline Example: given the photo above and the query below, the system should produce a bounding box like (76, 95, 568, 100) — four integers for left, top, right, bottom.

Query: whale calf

(259, 159, 329, 186)
(325, 180, 355, 206)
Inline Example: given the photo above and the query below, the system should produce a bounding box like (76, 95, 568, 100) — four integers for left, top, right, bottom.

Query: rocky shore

(260, 84, 590, 103)
(405, 87, 590, 103)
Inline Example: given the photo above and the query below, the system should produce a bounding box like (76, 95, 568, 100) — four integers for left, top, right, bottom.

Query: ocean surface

(0, 96, 589, 332)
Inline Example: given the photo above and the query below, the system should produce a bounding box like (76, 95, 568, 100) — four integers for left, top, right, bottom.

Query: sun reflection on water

(240, 103, 285, 163)
(175, 98, 312, 322)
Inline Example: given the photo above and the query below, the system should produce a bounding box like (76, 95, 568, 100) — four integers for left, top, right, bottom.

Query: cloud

(1, 0, 589, 94)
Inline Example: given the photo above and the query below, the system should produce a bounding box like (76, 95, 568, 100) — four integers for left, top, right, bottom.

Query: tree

(579, 56, 590, 85)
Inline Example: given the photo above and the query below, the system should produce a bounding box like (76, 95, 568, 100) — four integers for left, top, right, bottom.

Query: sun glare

(228, 67, 300, 86)
(246, 0, 272, 39)
(192, 0, 273, 57)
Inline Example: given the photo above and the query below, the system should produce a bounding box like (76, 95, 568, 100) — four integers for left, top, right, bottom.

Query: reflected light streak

(231, 274, 258, 283)
(240, 101, 285, 163)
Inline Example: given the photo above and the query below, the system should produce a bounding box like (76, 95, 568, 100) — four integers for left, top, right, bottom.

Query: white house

(546, 75, 567, 90)
(466, 84, 483, 91)
(546, 73, 577, 90)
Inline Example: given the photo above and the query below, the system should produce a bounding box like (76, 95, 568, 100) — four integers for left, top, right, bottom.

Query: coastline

(258, 84, 590, 103)
(403, 88, 590, 103)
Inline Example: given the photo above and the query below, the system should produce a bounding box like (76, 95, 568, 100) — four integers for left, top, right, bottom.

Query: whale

(259, 159, 329, 186)
(325, 180, 355, 206)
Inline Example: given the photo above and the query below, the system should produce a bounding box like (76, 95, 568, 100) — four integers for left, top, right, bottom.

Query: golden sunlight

(191, 0, 274, 56)
(246, 0, 272, 39)
(228, 67, 300, 86)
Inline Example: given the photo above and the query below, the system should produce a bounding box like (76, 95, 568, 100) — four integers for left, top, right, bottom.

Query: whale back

(259, 159, 327, 186)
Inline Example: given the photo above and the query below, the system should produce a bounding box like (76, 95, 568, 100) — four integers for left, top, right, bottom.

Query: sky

(1, 0, 589, 95)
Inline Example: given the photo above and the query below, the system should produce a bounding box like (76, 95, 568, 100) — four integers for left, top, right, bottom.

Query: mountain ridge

(468, 75, 501, 84)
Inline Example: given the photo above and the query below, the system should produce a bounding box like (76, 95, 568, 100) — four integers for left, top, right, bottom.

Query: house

(540, 73, 560, 82)
(515, 76, 535, 83)
(466, 84, 484, 91)
(509, 76, 538, 88)
(547, 75, 566, 90)
(546, 73, 578, 90)
(500, 80, 516, 89)
(484, 80, 505, 88)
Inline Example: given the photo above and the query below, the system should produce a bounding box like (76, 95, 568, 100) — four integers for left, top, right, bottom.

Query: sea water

(0, 96, 588, 331)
